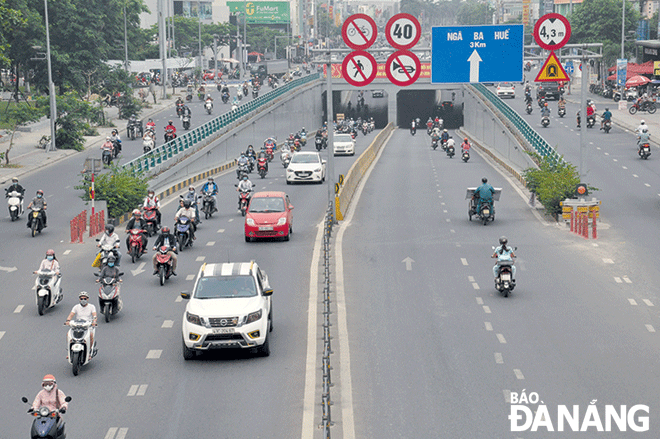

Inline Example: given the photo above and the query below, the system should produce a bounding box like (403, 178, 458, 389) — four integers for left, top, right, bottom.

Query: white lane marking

(441, 202, 446, 206)
(468, 276, 475, 282)
(13, 305, 24, 313)
(623, 276, 632, 284)
(514, 369, 525, 380)
(175, 295, 183, 302)
(643, 299, 654, 307)
(63, 250, 71, 255)
(476, 297, 484, 305)
(116, 428, 128, 439)
(437, 189, 441, 192)
(443, 209, 448, 213)
(646, 324, 656, 333)
(127, 385, 138, 396)
(186, 274, 195, 281)
(593, 243, 599, 247)
(602, 258, 614, 264)
(146, 350, 162, 359)
(461, 258, 468, 265)
(612, 159, 618, 162)
(162, 320, 174, 328)
(195, 256, 206, 262)
(104, 428, 118, 439)
(485, 322, 493, 331)
(456, 243, 461, 247)
(228, 218, 234, 222)
(633, 174, 639, 178)
(483, 305, 491, 314)
(137, 384, 148, 396)
(217, 228, 225, 233)
(445, 218, 451, 222)
(0, 331, 4, 340)
(494, 353, 504, 364)
(645, 183, 651, 187)
(496, 333, 507, 344)
(438, 195, 443, 198)
(206, 241, 215, 246)
(268, 182, 273, 185)
(628, 299, 638, 306)
(614, 277, 622, 283)
(622, 166, 628, 169)
(596, 147, 601, 150)
(503, 389, 511, 403)
(472, 282, 480, 290)
(450, 229, 455, 233)
(604, 152, 609, 156)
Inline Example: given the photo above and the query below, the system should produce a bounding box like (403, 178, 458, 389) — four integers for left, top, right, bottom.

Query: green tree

(523, 155, 581, 220)
(35, 92, 99, 150)
(457, 1, 494, 25)
(0, 0, 26, 68)
(77, 166, 148, 218)
(401, 0, 461, 28)
(1, 103, 42, 164)
(568, 0, 639, 65)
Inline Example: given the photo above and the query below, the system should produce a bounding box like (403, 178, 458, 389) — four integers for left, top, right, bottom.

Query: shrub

(523, 154, 581, 221)
(76, 166, 148, 219)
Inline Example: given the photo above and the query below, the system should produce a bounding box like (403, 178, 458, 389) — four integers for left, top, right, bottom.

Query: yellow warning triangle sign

(535, 51, 570, 82)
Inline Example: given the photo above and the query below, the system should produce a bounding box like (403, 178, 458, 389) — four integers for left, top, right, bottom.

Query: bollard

(592, 215, 597, 239)
(582, 214, 588, 239)
(570, 210, 574, 232)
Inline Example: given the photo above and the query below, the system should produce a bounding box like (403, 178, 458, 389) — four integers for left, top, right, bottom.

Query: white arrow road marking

(131, 262, 146, 276)
(0, 266, 18, 272)
(468, 50, 482, 83)
(401, 257, 414, 271)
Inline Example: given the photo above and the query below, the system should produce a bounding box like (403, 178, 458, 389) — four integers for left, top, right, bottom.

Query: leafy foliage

(457, 1, 494, 25)
(523, 155, 581, 220)
(1, 103, 41, 164)
(0, 0, 26, 68)
(76, 166, 148, 218)
(35, 92, 99, 150)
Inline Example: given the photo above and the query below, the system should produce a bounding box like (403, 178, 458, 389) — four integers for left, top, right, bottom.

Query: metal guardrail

(471, 84, 563, 165)
(321, 202, 334, 438)
(121, 73, 320, 175)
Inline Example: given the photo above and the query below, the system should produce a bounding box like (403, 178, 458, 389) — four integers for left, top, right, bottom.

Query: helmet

(112, 129, 118, 134)
(106, 136, 111, 141)
(208, 177, 214, 182)
(11, 177, 17, 182)
(443, 129, 448, 132)
(148, 118, 153, 123)
(161, 226, 170, 234)
(183, 199, 192, 208)
(168, 120, 173, 125)
(207, 94, 211, 98)
(544, 103, 548, 106)
(105, 224, 115, 234)
(641, 120, 645, 124)
(248, 144, 253, 149)
(464, 138, 468, 142)
(499, 236, 508, 245)
(36, 189, 43, 196)
(78, 291, 89, 299)
(46, 249, 55, 256)
(148, 189, 154, 195)
(42, 375, 56, 385)
(132, 209, 141, 216)
(605, 108, 609, 111)
(482, 177, 488, 183)
(107, 255, 116, 262)
(188, 186, 194, 191)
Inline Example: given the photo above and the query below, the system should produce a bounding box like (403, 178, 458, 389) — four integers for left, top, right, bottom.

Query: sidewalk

(0, 89, 179, 183)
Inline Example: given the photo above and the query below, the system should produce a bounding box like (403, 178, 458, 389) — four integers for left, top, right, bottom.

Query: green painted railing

(122, 73, 320, 175)
(471, 84, 563, 165)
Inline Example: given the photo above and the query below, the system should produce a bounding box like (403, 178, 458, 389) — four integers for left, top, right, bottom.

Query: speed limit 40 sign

(533, 13, 571, 51)
(385, 13, 421, 50)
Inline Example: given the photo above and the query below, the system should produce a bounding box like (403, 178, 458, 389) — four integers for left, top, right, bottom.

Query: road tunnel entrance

(323, 90, 388, 128)
(396, 89, 464, 129)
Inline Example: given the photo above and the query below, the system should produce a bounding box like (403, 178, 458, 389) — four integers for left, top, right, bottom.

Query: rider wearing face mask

(31, 375, 68, 413)
(98, 255, 121, 280)
(5, 176, 25, 199)
(65, 291, 97, 351)
(35, 249, 60, 275)
(27, 189, 47, 228)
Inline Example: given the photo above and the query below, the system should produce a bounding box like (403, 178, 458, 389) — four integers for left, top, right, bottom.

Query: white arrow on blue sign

(431, 25, 524, 83)
(565, 60, 574, 74)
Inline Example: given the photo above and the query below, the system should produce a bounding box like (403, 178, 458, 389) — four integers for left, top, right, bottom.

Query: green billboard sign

(227, 1, 290, 24)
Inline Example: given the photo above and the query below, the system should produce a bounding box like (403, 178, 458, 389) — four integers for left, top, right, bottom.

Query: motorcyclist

(175, 96, 184, 107)
(558, 96, 566, 109)
(125, 209, 148, 253)
(232, 97, 239, 109)
(430, 126, 441, 142)
(164, 120, 177, 141)
(600, 107, 612, 130)
(638, 126, 651, 149)
(5, 176, 25, 199)
(221, 82, 230, 95)
(237, 174, 254, 209)
(183, 186, 201, 224)
(446, 137, 455, 152)
(440, 129, 449, 143)
(586, 102, 595, 122)
(34, 249, 60, 276)
(205, 93, 213, 107)
(492, 236, 516, 284)
(97, 224, 121, 265)
(145, 118, 155, 132)
(174, 199, 196, 240)
(245, 144, 257, 171)
(182, 105, 192, 117)
(433, 116, 441, 128)
(636, 120, 647, 135)
(97, 255, 121, 281)
(31, 375, 68, 413)
(143, 189, 161, 226)
(461, 138, 471, 153)
(201, 177, 218, 213)
(110, 129, 122, 154)
(525, 92, 533, 105)
(27, 189, 47, 228)
(152, 226, 178, 275)
(541, 102, 551, 118)
(65, 291, 97, 351)
(197, 84, 205, 96)
(257, 148, 269, 172)
(410, 119, 417, 132)
(101, 136, 114, 156)
(473, 177, 495, 213)
(426, 117, 434, 131)
(237, 152, 249, 169)
(142, 127, 155, 143)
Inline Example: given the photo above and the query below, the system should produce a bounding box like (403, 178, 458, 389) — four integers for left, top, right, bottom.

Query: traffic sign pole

(326, 56, 336, 222)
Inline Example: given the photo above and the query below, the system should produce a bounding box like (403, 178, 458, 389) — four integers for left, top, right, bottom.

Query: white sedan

(286, 151, 326, 184)
(333, 133, 355, 156)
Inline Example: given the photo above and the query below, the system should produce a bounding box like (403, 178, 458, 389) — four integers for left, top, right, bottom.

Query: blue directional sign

(431, 25, 523, 83)
(565, 60, 574, 74)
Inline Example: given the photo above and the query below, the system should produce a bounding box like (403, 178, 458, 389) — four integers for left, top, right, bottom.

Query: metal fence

(321, 202, 334, 438)
(121, 73, 320, 175)
(471, 84, 563, 165)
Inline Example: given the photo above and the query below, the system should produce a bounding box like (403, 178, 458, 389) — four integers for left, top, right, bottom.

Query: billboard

(227, 1, 290, 24)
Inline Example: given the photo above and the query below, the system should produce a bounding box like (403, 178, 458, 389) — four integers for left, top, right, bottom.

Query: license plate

(502, 274, 511, 281)
(212, 328, 234, 334)
(259, 226, 273, 231)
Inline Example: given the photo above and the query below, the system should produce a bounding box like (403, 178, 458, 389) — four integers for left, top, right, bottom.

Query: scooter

(21, 395, 72, 439)
(242, 85, 249, 97)
(175, 216, 193, 250)
(6, 189, 23, 220)
(586, 115, 595, 128)
(237, 188, 252, 217)
(525, 103, 533, 114)
(541, 115, 550, 127)
(33, 269, 63, 316)
(446, 143, 455, 158)
(95, 240, 120, 270)
(558, 107, 566, 118)
(602, 119, 612, 133)
(182, 114, 191, 130)
(236, 163, 249, 180)
(205, 100, 213, 115)
(94, 271, 124, 322)
(237, 88, 243, 101)
(639, 143, 651, 160)
(164, 128, 176, 143)
(127, 229, 146, 263)
(143, 207, 159, 237)
(410, 125, 416, 136)
(252, 87, 259, 98)
(221, 92, 229, 104)
(201, 191, 215, 219)
(431, 138, 439, 150)
(315, 137, 323, 151)
(266, 145, 275, 161)
(494, 248, 517, 297)
(281, 150, 291, 168)
(66, 319, 96, 376)
(28, 208, 45, 237)
(142, 136, 154, 154)
(257, 156, 268, 179)
(155, 245, 174, 286)
(102, 148, 113, 166)
(462, 149, 470, 162)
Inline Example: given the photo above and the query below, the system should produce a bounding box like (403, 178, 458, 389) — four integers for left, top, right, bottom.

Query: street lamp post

(43, 0, 57, 152)
(243, 1, 247, 81)
(198, 1, 203, 73)
(123, 3, 129, 71)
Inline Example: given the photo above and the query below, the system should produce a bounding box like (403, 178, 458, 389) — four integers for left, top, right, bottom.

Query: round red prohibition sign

(385, 13, 421, 50)
(341, 14, 378, 50)
(533, 13, 572, 51)
(385, 50, 421, 87)
(342, 51, 378, 87)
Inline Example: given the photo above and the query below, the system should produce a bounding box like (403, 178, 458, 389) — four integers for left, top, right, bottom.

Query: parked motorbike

(66, 319, 95, 376)
(201, 191, 215, 219)
(602, 119, 612, 133)
(175, 216, 193, 250)
(205, 100, 213, 115)
(21, 395, 72, 439)
(143, 207, 159, 237)
(6, 189, 23, 220)
(33, 269, 63, 316)
(29, 208, 45, 237)
(257, 156, 268, 179)
(182, 114, 191, 130)
(541, 115, 550, 127)
(639, 143, 651, 160)
(127, 229, 146, 263)
(462, 150, 470, 162)
(155, 245, 174, 286)
(94, 271, 124, 322)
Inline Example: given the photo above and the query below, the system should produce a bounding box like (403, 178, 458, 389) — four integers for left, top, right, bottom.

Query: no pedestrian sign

(386, 50, 421, 86)
(341, 51, 378, 87)
(341, 14, 377, 50)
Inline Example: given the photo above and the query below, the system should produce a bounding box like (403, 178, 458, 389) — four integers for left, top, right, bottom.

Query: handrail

(122, 73, 320, 175)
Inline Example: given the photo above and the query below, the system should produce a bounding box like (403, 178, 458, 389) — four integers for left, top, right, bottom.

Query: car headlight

(246, 218, 255, 226)
(245, 309, 262, 324)
(186, 311, 202, 326)
(313, 167, 322, 172)
(277, 217, 286, 225)
(287, 168, 294, 173)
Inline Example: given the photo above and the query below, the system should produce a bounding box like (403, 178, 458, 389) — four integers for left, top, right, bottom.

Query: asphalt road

(0, 96, 378, 437)
(338, 128, 660, 438)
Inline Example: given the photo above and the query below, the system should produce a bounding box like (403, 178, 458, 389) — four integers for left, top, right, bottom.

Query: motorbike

(66, 319, 95, 375)
(176, 103, 184, 117)
(29, 208, 45, 237)
(205, 100, 213, 115)
(369, 121, 375, 132)
(440, 138, 447, 151)
(293, 139, 301, 151)
(197, 92, 204, 101)
(462, 149, 470, 162)
(236, 163, 249, 180)
(639, 143, 651, 160)
(201, 191, 215, 219)
(21, 395, 72, 439)
(315, 137, 323, 151)
(281, 150, 291, 167)
(221, 92, 229, 104)
(257, 156, 268, 179)
(266, 145, 275, 161)
(33, 269, 63, 316)
(472, 199, 494, 225)
(155, 245, 174, 286)
(541, 115, 550, 127)
(237, 88, 243, 101)
(127, 229, 146, 263)
(446, 143, 455, 158)
(525, 103, 533, 114)
(94, 271, 124, 322)
(111, 140, 121, 158)
(238, 189, 251, 217)
(164, 128, 176, 143)
(362, 123, 368, 135)
(558, 107, 566, 118)
(602, 119, 612, 133)
(126, 120, 142, 140)
(182, 114, 191, 130)
(7, 189, 24, 220)
(143, 207, 159, 237)
(175, 216, 193, 250)
(186, 93, 193, 102)
(95, 240, 119, 270)
(495, 258, 516, 297)
(142, 136, 154, 154)
(243, 85, 248, 97)
(431, 138, 439, 150)
(629, 100, 657, 115)
(252, 87, 259, 98)
(586, 115, 595, 128)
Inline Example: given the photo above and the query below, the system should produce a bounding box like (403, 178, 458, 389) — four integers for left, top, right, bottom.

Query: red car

(244, 191, 294, 242)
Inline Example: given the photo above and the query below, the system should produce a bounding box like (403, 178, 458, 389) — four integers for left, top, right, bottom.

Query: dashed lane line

(468, 276, 475, 282)
(13, 305, 24, 313)
(602, 258, 614, 264)
(0, 331, 4, 340)
(496, 333, 507, 344)
(104, 428, 128, 439)
(206, 241, 215, 246)
(646, 324, 656, 333)
(514, 369, 525, 380)
(461, 258, 468, 265)
(175, 295, 183, 302)
(217, 228, 225, 233)
(146, 350, 162, 359)
(476, 297, 484, 305)
(472, 282, 480, 290)
(485, 322, 493, 331)
(643, 299, 654, 307)
(494, 353, 504, 364)
(629, 299, 638, 306)
(63, 250, 71, 255)
(195, 256, 206, 262)
(127, 384, 148, 396)
(483, 305, 491, 314)
(162, 320, 174, 328)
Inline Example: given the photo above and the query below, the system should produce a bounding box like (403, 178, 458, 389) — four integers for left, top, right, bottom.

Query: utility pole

(579, 45, 587, 181)
(43, 0, 57, 152)
(325, 52, 335, 219)
(158, 0, 167, 99)
(198, 0, 203, 73)
(123, 3, 129, 71)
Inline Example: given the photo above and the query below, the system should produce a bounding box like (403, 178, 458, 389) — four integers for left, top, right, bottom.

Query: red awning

(607, 60, 654, 74)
